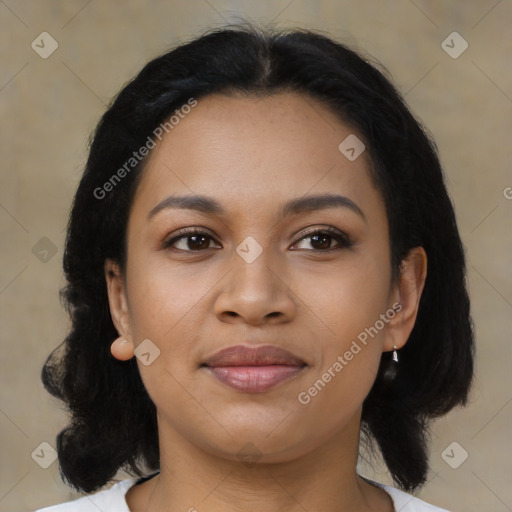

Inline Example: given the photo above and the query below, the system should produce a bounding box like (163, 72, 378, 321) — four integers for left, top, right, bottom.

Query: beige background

(1, 1, 511, 511)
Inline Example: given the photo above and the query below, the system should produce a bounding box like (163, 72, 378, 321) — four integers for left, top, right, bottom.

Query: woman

(36, 23, 474, 512)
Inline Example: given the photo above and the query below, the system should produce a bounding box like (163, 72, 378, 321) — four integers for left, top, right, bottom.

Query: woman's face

(106, 91, 416, 463)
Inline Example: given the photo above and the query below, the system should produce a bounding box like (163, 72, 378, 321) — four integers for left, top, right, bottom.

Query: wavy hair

(41, 23, 475, 494)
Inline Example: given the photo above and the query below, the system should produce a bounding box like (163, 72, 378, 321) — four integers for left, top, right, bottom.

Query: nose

(213, 244, 296, 326)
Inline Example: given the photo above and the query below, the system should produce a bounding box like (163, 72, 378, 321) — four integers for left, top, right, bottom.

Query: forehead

(131, 91, 385, 225)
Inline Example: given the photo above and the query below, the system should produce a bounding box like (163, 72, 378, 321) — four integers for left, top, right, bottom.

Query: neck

(128, 409, 393, 512)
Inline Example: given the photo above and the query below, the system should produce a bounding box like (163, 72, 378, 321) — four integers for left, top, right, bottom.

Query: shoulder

(372, 480, 451, 512)
(34, 478, 138, 512)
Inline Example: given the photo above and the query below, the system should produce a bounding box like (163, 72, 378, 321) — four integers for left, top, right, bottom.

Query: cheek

(298, 252, 391, 343)
(124, 259, 222, 397)
(295, 350, 380, 439)
(296, 266, 388, 421)
(125, 259, 209, 341)
(297, 252, 390, 396)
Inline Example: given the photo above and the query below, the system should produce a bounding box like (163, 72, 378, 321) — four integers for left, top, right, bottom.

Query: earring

(392, 345, 399, 363)
(110, 336, 134, 361)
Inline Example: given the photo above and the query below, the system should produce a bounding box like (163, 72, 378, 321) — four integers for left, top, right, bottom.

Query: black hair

(41, 23, 475, 494)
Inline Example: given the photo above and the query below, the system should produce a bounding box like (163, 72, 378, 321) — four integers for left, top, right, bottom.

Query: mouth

(201, 344, 307, 393)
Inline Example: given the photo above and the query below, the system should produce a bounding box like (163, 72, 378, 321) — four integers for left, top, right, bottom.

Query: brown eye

(163, 229, 220, 252)
(309, 233, 335, 250)
(292, 228, 352, 251)
(181, 234, 212, 251)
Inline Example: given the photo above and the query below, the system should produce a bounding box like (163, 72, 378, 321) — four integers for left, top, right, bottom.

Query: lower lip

(206, 365, 305, 392)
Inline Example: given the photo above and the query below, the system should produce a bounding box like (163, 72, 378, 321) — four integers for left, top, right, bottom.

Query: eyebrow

(147, 192, 367, 224)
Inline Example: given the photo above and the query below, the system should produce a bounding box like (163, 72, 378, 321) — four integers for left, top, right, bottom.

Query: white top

(35, 475, 451, 512)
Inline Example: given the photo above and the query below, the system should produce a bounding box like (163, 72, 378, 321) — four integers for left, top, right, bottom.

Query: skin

(105, 91, 427, 512)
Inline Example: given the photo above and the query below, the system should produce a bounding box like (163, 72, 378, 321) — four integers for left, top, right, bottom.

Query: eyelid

(162, 226, 220, 248)
(294, 224, 349, 240)
(291, 225, 353, 249)
(168, 226, 216, 238)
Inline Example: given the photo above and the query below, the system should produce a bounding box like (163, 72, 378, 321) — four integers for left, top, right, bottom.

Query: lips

(203, 344, 306, 367)
(202, 344, 307, 392)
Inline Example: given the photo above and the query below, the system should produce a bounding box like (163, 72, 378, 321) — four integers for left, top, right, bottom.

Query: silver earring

(392, 345, 399, 362)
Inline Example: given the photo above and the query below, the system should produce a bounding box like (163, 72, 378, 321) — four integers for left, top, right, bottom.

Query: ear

(104, 258, 133, 342)
(383, 246, 427, 352)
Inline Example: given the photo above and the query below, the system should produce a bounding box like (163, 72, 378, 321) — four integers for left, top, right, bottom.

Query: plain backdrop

(1, 1, 511, 511)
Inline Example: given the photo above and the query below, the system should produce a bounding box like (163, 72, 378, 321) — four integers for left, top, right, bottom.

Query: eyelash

(162, 226, 353, 253)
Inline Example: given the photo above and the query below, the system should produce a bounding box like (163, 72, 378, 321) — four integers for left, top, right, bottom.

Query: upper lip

(202, 344, 306, 367)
